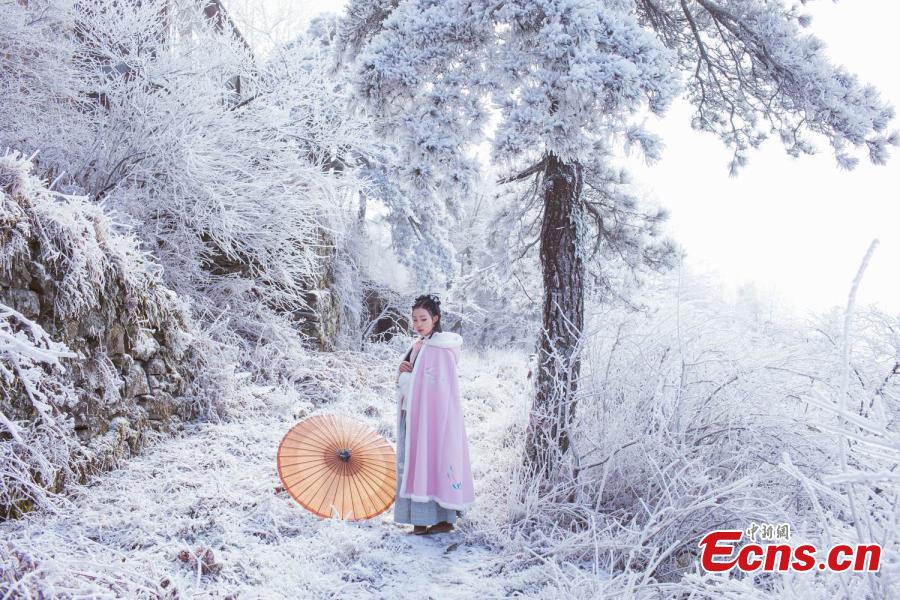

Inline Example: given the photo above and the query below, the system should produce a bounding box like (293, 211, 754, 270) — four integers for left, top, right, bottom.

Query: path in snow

(2, 346, 549, 598)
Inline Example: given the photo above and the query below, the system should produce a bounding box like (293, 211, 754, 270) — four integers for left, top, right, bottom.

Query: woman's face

(411, 307, 438, 336)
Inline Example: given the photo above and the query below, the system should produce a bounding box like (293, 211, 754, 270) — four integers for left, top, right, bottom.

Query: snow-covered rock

(0, 151, 203, 519)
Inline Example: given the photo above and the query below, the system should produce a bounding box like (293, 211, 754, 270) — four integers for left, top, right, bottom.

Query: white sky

(228, 0, 899, 318)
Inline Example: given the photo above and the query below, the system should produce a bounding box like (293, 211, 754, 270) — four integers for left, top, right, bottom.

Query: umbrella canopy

(277, 414, 397, 520)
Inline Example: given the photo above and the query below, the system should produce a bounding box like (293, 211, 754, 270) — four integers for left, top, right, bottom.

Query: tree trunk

(522, 152, 585, 495)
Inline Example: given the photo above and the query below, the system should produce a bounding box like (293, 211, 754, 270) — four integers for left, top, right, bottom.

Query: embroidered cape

(394, 331, 475, 511)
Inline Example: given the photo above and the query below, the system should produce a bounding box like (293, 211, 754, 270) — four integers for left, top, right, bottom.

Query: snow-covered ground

(5, 293, 897, 599)
(1, 344, 580, 598)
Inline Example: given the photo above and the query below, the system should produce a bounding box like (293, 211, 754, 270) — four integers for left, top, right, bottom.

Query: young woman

(394, 294, 475, 535)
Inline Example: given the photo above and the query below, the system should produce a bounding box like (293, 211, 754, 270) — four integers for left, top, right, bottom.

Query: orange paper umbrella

(277, 414, 397, 520)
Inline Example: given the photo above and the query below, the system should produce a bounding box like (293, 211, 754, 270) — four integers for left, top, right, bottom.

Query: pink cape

(395, 331, 475, 511)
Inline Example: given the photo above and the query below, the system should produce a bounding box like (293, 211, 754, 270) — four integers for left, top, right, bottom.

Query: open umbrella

(277, 414, 397, 520)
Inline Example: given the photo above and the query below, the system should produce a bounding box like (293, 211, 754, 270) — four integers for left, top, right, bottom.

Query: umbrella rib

(331, 421, 374, 515)
(282, 434, 332, 457)
(349, 460, 378, 509)
(302, 417, 341, 458)
(322, 415, 347, 448)
(347, 455, 396, 476)
(290, 467, 336, 511)
(343, 460, 361, 520)
(281, 460, 334, 493)
(278, 448, 327, 462)
(336, 459, 349, 519)
(279, 439, 332, 452)
(279, 459, 331, 482)
(335, 415, 361, 450)
(280, 454, 327, 465)
(316, 467, 342, 518)
(348, 421, 376, 449)
(281, 467, 331, 494)
(336, 425, 392, 465)
(303, 415, 345, 448)
(346, 439, 395, 474)
(347, 460, 378, 519)
(290, 422, 340, 451)
(355, 470, 390, 513)
(319, 414, 349, 451)
(352, 457, 394, 510)
(335, 418, 385, 456)
(278, 457, 331, 469)
(348, 434, 390, 454)
(326, 460, 347, 519)
(351, 441, 386, 459)
(344, 463, 366, 520)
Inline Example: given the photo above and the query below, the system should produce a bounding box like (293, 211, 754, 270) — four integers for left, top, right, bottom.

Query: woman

(394, 294, 475, 535)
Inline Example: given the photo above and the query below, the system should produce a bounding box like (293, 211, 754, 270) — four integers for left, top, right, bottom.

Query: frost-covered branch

(637, 0, 899, 174)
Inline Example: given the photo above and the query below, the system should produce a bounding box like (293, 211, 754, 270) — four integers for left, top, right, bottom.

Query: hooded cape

(395, 331, 475, 511)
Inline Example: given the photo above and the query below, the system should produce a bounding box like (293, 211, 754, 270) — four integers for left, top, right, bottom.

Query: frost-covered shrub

(0, 301, 78, 520)
(0, 0, 374, 375)
(1, 151, 211, 519)
(494, 265, 899, 596)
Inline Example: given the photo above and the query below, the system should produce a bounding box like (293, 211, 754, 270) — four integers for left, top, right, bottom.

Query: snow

(1, 344, 604, 597)
(2, 0, 899, 597)
(3, 272, 899, 597)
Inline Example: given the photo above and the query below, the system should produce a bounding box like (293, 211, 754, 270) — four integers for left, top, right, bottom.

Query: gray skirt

(394, 409, 461, 526)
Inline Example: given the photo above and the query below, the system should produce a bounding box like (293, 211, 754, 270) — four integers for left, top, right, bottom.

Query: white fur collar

(415, 331, 463, 349)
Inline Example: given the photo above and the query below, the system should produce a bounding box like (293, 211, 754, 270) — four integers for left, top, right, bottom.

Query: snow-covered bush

(0, 0, 375, 377)
(1, 151, 210, 519)
(490, 262, 899, 596)
(0, 301, 78, 520)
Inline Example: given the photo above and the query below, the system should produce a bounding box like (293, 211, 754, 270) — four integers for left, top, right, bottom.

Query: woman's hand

(398, 360, 413, 373)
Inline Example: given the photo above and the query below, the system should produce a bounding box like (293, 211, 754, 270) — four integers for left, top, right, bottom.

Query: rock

(146, 357, 166, 375)
(107, 324, 126, 355)
(28, 261, 52, 293)
(108, 416, 130, 432)
(132, 330, 160, 361)
(168, 371, 185, 395)
(1, 288, 40, 318)
(0, 154, 201, 522)
(62, 318, 79, 339)
(125, 363, 150, 398)
(141, 392, 173, 422)
(81, 312, 105, 339)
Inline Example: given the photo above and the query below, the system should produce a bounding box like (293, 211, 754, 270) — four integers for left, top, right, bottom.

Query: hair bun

(412, 293, 442, 313)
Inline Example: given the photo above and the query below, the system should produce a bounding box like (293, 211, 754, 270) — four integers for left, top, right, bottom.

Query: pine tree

(334, 0, 898, 493)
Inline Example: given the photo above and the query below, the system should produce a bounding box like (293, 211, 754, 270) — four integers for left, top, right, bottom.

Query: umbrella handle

(337, 449, 351, 462)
